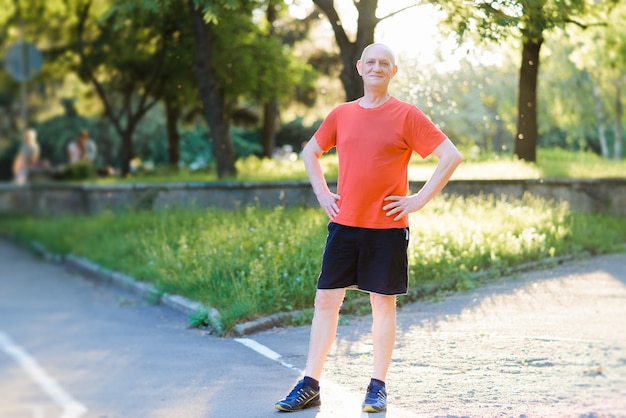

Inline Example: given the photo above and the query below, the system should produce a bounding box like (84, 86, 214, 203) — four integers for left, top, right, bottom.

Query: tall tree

(438, 0, 618, 162)
(155, 3, 197, 169)
(71, 0, 171, 176)
(111, 0, 256, 178)
(186, 0, 237, 177)
(260, 0, 280, 158)
(143, 0, 307, 177)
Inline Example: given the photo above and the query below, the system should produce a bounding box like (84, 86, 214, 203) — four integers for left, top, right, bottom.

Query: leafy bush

(53, 162, 97, 181)
(276, 117, 321, 151)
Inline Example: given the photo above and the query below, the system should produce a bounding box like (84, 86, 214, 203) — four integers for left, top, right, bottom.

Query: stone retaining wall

(0, 178, 624, 217)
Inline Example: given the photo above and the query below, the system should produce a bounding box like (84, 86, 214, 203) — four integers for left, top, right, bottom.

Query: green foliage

(33, 104, 118, 167)
(275, 117, 321, 151)
(231, 128, 263, 158)
(407, 193, 572, 285)
(394, 56, 518, 152)
(439, 0, 593, 44)
(2, 0, 624, 180)
(2, 194, 624, 334)
(54, 162, 97, 181)
(188, 307, 211, 328)
(197, 1, 319, 112)
(535, 147, 626, 177)
(289, 309, 314, 327)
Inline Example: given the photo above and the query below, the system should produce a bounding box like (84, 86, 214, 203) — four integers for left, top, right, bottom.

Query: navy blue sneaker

(361, 382, 387, 413)
(275, 379, 321, 412)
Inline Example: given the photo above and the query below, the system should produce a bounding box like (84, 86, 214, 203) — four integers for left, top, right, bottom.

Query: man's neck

(359, 89, 391, 108)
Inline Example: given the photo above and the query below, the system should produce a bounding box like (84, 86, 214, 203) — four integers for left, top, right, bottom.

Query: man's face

(357, 45, 398, 87)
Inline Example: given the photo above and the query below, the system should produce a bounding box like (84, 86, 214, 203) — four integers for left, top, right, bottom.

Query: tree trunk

(74, 2, 162, 178)
(261, 0, 279, 158)
(614, 77, 623, 160)
(339, 44, 365, 101)
(514, 38, 542, 162)
(187, 0, 237, 178)
(165, 97, 181, 168)
(313, 0, 378, 102)
(119, 128, 134, 177)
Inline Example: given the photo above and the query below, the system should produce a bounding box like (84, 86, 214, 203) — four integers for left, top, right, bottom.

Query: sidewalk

(253, 253, 626, 417)
(2, 236, 626, 417)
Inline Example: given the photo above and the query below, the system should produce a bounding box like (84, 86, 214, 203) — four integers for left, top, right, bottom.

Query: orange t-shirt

(314, 96, 447, 229)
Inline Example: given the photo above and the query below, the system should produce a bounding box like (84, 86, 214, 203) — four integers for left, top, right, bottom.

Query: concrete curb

(232, 310, 305, 337)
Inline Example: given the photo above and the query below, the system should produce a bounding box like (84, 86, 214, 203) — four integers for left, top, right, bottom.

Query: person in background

(275, 43, 462, 413)
(67, 129, 97, 165)
(12, 129, 41, 185)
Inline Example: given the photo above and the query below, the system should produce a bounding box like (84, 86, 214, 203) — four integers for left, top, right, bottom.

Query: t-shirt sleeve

(405, 106, 447, 159)
(313, 107, 339, 152)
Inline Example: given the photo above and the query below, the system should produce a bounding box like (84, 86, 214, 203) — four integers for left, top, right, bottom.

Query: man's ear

(391, 64, 398, 78)
(356, 60, 362, 76)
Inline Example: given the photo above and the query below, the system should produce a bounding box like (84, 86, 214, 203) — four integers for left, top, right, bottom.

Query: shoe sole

(362, 404, 386, 413)
(275, 399, 321, 412)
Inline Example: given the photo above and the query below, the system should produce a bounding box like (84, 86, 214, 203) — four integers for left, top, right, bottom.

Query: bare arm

(29, 147, 40, 165)
(301, 137, 341, 220)
(12, 153, 23, 174)
(383, 138, 462, 221)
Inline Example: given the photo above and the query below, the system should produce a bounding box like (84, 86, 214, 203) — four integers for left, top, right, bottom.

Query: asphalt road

(1, 238, 626, 418)
(0, 239, 299, 418)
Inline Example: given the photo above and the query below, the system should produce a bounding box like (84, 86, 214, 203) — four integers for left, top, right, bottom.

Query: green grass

(84, 147, 625, 184)
(412, 147, 626, 181)
(2, 193, 625, 334)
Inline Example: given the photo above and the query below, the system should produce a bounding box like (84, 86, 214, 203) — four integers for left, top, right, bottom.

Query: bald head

(360, 43, 396, 66)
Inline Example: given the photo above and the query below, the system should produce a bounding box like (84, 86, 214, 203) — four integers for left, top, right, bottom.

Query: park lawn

(85, 147, 626, 184)
(1, 193, 625, 334)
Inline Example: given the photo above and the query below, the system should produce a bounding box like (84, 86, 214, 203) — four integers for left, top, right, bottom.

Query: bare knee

(314, 289, 345, 312)
(370, 294, 396, 316)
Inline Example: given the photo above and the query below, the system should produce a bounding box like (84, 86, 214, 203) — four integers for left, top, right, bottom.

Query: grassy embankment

(1, 148, 625, 334)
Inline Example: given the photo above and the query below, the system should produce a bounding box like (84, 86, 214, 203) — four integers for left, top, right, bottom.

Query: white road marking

(234, 337, 301, 371)
(0, 330, 87, 418)
(235, 337, 420, 417)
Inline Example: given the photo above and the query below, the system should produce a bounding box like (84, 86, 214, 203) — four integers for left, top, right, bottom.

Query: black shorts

(317, 222, 410, 295)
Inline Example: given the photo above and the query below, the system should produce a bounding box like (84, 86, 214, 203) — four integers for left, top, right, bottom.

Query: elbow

(454, 149, 463, 167)
(300, 148, 313, 165)
(447, 148, 462, 169)
(301, 143, 322, 163)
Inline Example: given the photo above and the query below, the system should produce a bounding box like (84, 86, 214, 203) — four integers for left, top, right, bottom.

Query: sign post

(3, 41, 43, 130)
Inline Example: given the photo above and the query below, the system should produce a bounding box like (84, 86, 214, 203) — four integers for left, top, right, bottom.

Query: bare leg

(370, 293, 397, 381)
(304, 288, 346, 380)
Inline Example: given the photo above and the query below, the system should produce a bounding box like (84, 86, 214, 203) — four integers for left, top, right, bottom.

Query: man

(67, 129, 97, 165)
(12, 129, 41, 185)
(275, 43, 462, 413)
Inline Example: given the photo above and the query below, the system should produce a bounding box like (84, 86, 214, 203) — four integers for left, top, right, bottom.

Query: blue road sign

(4, 41, 43, 82)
